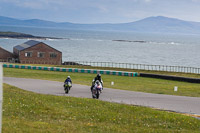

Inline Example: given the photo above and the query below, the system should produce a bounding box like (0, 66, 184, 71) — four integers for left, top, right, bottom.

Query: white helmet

(67, 76, 70, 78)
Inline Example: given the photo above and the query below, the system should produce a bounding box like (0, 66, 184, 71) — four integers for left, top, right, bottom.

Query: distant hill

(1, 16, 200, 34)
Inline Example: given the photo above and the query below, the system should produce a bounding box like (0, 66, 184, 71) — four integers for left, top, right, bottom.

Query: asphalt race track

(3, 77, 200, 116)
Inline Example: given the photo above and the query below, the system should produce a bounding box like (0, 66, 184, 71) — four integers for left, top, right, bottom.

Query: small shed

(13, 40, 62, 65)
(0, 47, 15, 62)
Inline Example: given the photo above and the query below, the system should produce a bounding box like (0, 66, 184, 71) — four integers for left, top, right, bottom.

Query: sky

(1, 0, 200, 24)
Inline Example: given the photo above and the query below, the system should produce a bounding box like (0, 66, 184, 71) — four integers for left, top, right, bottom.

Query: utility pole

(0, 63, 2, 133)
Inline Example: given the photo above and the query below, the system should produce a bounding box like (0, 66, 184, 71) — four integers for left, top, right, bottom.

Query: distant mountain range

(1, 16, 200, 34)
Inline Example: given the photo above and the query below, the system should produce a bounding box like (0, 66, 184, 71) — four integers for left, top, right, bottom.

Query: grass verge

(4, 63, 200, 78)
(3, 67, 200, 97)
(3, 84, 200, 133)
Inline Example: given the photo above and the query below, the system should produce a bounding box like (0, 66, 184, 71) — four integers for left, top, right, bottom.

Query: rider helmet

(67, 76, 70, 78)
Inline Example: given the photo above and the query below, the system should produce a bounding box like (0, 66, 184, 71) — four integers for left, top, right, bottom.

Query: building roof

(0, 46, 13, 54)
(14, 40, 41, 51)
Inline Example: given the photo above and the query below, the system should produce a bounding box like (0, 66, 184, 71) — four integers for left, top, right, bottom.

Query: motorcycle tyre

(92, 90, 96, 99)
(96, 90, 100, 99)
(65, 87, 69, 94)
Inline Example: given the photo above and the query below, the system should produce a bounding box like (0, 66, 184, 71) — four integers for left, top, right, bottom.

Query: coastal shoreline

(0, 31, 65, 40)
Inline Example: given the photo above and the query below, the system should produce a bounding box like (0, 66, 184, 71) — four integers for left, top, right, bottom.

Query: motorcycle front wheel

(65, 87, 69, 94)
(92, 90, 96, 99)
(96, 90, 100, 99)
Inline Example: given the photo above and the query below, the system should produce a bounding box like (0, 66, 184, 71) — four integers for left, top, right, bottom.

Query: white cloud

(192, 0, 200, 1)
(20, 1, 44, 9)
(97, 5, 109, 13)
(130, 0, 152, 3)
(0, 0, 66, 9)
(191, 0, 200, 3)
(144, 0, 152, 2)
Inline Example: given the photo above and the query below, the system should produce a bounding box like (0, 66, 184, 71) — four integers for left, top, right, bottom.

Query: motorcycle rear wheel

(65, 87, 69, 94)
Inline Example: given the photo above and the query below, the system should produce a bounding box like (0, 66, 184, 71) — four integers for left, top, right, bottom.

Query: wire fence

(63, 61, 200, 74)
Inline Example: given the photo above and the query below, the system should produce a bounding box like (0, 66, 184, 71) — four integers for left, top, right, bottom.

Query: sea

(0, 25, 200, 68)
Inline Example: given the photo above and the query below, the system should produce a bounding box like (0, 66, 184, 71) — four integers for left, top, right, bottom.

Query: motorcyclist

(64, 76, 72, 88)
(65, 76, 72, 83)
(91, 74, 103, 91)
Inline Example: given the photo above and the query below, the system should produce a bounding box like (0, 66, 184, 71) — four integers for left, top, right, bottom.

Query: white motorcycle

(92, 80, 102, 99)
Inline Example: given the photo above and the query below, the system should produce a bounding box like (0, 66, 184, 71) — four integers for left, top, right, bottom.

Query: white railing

(63, 61, 200, 74)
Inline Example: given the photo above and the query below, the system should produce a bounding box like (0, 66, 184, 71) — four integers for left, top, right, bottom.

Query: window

(50, 52, 57, 58)
(25, 52, 32, 57)
(38, 52, 45, 58)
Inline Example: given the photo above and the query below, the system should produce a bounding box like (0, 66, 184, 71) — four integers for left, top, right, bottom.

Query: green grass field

(7, 63, 200, 78)
(3, 84, 200, 133)
(3, 67, 200, 97)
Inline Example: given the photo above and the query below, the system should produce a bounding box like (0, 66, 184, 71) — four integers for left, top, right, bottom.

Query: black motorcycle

(64, 82, 72, 94)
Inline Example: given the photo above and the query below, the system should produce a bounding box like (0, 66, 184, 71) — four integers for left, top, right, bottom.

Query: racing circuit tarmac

(3, 77, 200, 117)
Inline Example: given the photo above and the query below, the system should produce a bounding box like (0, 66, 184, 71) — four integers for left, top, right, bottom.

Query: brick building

(13, 40, 62, 65)
(0, 47, 15, 62)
